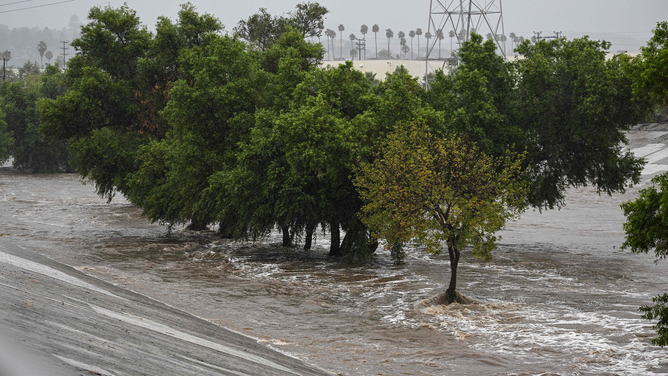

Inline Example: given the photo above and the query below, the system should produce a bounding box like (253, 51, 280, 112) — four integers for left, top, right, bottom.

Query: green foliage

(634, 21, 668, 105)
(234, 2, 328, 51)
(621, 173, 668, 259)
(128, 34, 260, 228)
(40, 3, 223, 200)
(515, 37, 644, 209)
(639, 294, 668, 347)
(17, 61, 40, 80)
(620, 22, 668, 346)
(1, 65, 71, 172)
(355, 122, 527, 295)
(0, 110, 11, 164)
(356, 122, 526, 257)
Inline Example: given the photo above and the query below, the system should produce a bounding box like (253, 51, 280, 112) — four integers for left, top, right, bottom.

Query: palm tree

(1, 51, 11, 81)
(338, 24, 345, 60)
(449, 30, 455, 55)
(425, 31, 432, 58)
(326, 28, 336, 60)
(350, 48, 358, 60)
(385, 28, 393, 58)
(372, 24, 379, 59)
(399, 36, 407, 58)
(500, 34, 507, 56)
(408, 30, 416, 60)
(416, 28, 423, 58)
(360, 24, 368, 59)
(509, 32, 517, 53)
(324, 29, 330, 60)
(402, 44, 410, 59)
(349, 33, 356, 54)
(45, 51, 53, 65)
(37, 41, 47, 69)
(437, 30, 445, 59)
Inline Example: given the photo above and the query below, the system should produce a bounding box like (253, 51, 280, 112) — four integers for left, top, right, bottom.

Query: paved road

(0, 239, 331, 376)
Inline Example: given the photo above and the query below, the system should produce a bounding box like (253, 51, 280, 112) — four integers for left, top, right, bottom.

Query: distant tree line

(0, 15, 79, 69)
(320, 22, 529, 60)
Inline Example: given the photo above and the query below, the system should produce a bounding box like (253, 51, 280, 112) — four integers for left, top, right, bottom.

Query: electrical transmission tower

(425, 0, 506, 87)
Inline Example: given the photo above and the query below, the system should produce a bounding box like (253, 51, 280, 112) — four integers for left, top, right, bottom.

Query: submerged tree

(620, 21, 668, 347)
(355, 123, 527, 303)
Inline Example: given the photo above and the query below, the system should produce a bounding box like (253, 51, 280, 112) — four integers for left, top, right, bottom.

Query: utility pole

(1, 51, 11, 82)
(533, 31, 543, 42)
(356, 38, 366, 61)
(60, 41, 69, 68)
(533, 31, 563, 43)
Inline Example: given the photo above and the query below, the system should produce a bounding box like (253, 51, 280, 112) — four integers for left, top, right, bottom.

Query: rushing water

(1, 166, 667, 375)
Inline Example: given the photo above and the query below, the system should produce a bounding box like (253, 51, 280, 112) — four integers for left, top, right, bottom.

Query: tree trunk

(218, 223, 233, 239)
(329, 220, 340, 256)
(186, 218, 208, 231)
(304, 222, 315, 250)
(281, 224, 292, 247)
(445, 240, 461, 304)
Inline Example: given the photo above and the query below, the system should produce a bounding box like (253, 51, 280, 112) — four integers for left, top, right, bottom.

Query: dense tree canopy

(234, 2, 327, 51)
(620, 21, 668, 347)
(40, 3, 222, 199)
(0, 64, 71, 172)
(0, 110, 10, 164)
(38, 2, 651, 275)
(426, 34, 646, 210)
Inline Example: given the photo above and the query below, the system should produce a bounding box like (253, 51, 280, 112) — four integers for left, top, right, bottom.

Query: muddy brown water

(1, 167, 667, 375)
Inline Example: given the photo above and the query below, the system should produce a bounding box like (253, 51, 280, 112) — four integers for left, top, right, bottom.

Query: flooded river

(1, 166, 667, 375)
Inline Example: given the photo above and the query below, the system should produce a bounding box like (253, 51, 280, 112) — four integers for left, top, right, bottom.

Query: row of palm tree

(322, 24, 529, 61)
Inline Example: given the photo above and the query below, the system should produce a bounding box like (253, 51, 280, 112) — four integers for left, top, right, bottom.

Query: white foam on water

(415, 301, 665, 375)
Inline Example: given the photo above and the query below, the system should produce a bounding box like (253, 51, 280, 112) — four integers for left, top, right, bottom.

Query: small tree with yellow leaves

(355, 123, 527, 304)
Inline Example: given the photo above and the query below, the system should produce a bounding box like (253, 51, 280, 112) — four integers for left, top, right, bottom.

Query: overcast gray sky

(1, 0, 666, 51)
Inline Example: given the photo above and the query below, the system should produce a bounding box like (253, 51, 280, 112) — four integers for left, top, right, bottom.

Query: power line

(0, 1, 33, 8)
(0, 0, 74, 14)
